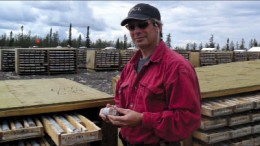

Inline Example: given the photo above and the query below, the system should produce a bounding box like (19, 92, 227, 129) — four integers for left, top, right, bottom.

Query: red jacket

(115, 41, 201, 144)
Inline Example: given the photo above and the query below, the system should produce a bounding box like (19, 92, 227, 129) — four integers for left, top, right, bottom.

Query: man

(99, 3, 201, 146)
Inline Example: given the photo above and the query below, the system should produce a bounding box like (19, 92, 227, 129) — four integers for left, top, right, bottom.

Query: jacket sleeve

(142, 63, 201, 141)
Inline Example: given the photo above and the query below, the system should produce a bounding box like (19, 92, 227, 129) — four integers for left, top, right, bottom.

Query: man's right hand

(99, 104, 112, 123)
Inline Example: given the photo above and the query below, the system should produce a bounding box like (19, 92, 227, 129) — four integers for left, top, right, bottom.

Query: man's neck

(139, 41, 160, 58)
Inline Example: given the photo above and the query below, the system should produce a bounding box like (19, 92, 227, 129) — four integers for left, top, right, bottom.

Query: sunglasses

(126, 21, 151, 31)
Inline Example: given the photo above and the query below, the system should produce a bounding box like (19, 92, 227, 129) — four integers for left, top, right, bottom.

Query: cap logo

(129, 7, 142, 14)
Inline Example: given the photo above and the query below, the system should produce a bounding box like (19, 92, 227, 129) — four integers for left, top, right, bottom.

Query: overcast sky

(0, 1, 259, 48)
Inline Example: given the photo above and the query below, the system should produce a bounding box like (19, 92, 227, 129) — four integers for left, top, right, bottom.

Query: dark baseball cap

(121, 3, 161, 26)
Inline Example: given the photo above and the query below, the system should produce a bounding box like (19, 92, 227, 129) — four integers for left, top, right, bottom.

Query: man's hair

(150, 18, 163, 40)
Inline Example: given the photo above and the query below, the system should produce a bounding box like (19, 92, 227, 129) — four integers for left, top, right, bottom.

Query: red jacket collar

(129, 41, 167, 65)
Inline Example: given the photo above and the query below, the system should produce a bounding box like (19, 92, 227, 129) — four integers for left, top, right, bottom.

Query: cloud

(0, 2, 37, 23)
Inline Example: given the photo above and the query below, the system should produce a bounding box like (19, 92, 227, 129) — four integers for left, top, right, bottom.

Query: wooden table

(196, 60, 260, 98)
(0, 78, 114, 117)
(0, 78, 117, 146)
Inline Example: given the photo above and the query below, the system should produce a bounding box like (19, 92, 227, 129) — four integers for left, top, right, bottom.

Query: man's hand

(99, 104, 112, 123)
(107, 107, 143, 127)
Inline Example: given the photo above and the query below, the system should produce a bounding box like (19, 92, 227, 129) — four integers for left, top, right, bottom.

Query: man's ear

(156, 23, 161, 32)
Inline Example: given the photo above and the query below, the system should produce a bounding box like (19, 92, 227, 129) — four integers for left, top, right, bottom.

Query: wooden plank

(197, 60, 260, 98)
(193, 129, 231, 144)
(190, 52, 200, 67)
(0, 82, 23, 108)
(200, 117, 227, 130)
(0, 78, 114, 117)
(86, 50, 96, 70)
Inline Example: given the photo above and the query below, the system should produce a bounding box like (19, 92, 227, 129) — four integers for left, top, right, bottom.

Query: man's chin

(135, 41, 147, 48)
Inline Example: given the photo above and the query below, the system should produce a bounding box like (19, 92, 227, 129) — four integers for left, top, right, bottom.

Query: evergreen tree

(230, 41, 234, 51)
(49, 28, 52, 47)
(93, 39, 115, 48)
(253, 38, 258, 47)
(192, 42, 197, 50)
(71, 38, 77, 47)
(226, 38, 230, 51)
(249, 39, 253, 49)
(205, 43, 209, 48)
(23, 31, 31, 48)
(115, 38, 120, 49)
(68, 23, 72, 47)
(77, 34, 82, 48)
(166, 33, 171, 48)
(235, 41, 239, 50)
(52, 31, 60, 47)
(86, 26, 91, 48)
(43, 34, 50, 47)
(240, 38, 245, 49)
(216, 43, 220, 51)
(185, 43, 189, 50)
(9, 31, 14, 47)
(60, 39, 68, 47)
(209, 34, 215, 48)
(123, 34, 127, 49)
(20, 25, 24, 47)
(199, 42, 203, 51)
(0, 33, 7, 46)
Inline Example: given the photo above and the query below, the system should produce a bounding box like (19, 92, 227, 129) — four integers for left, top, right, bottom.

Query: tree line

(0, 24, 259, 51)
(0, 24, 132, 49)
(172, 34, 259, 51)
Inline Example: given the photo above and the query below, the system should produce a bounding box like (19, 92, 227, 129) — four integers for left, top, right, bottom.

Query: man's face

(126, 20, 160, 49)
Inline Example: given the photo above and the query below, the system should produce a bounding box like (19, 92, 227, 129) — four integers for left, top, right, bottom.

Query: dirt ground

(0, 69, 121, 96)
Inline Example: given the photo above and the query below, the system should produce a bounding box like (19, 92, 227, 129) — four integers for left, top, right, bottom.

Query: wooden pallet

(119, 50, 136, 69)
(175, 50, 190, 60)
(216, 52, 233, 64)
(0, 49, 15, 71)
(86, 50, 120, 70)
(200, 53, 217, 66)
(233, 52, 247, 62)
(247, 52, 260, 61)
(77, 48, 87, 69)
(15, 48, 78, 75)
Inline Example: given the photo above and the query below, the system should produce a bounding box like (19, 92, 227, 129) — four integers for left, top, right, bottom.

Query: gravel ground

(0, 69, 121, 95)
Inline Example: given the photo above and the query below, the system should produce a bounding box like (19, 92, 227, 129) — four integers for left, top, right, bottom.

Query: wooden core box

(42, 113, 101, 146)
(0, 117, 44, 143)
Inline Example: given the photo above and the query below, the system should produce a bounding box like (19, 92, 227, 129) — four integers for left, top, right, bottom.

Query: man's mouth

(135, 36, 145, 41)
